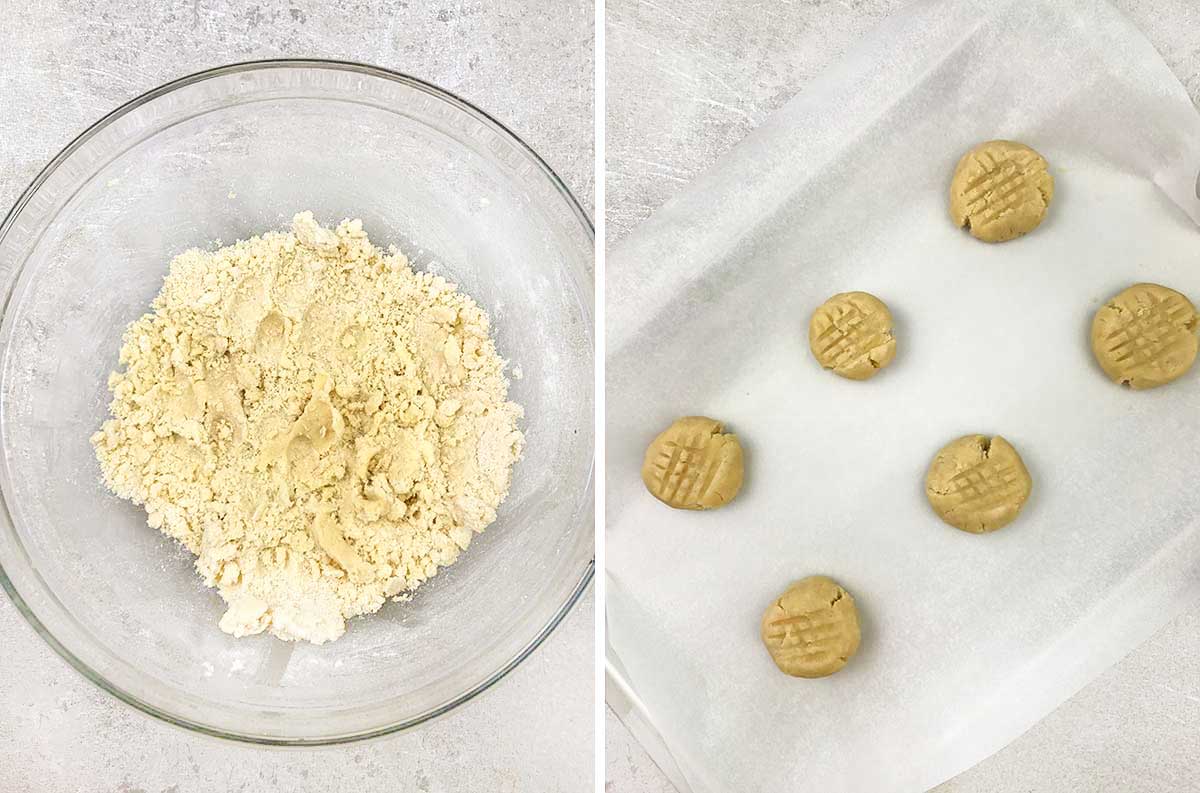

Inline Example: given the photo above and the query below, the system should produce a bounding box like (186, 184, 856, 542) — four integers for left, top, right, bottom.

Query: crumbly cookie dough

(641, 416, 744, 510)
(91, 212, 524, 644)
(808, 291, 896, 380)
(761, 575, 861, 678)
(925, 435, 1032, 534)
(1090, 283, 1199, 390)
(949, 140, 1054, 243)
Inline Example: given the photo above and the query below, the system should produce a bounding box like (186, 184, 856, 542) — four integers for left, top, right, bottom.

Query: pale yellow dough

(1090, 283, 1199, 390)
(761, 576, 861, 679)
(91, 212, 524, 644)
(808, 291, 896, 380)
(949, 140, 1053, 243)
(641, 416, 744, 510)
(925, 435, 1032, 534)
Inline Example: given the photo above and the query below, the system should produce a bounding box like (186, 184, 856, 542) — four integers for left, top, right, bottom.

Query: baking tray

(605, 1, 1200, 790)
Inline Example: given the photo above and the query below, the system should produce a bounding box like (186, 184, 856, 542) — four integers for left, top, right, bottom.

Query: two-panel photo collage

(2, 1, 1199, 791)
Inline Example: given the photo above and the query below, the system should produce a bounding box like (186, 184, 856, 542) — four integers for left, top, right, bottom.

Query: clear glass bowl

(0, 61, 593, 744)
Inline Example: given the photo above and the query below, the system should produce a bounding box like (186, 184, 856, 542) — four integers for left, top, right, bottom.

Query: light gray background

(605, 0, 1200, 791)
(0, 2, 593, 792)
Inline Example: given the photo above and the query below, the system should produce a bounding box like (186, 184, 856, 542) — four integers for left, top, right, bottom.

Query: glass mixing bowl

(0, 61, 593, 744)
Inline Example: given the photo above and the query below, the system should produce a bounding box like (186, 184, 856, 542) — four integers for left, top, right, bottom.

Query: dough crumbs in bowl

(90, 212, 525, 644)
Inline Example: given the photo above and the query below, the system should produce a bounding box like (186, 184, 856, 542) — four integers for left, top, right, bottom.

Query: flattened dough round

(925, 435, 1032, 534)
(1091, 283, 1199, 390)
(808, 291, 896, 380)
(761, 575, 861, 678)
(641, 416, 744, 510)
(949, 140, 1053, 243)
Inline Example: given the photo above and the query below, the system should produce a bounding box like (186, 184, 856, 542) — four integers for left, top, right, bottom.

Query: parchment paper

(604, 1, 1200, 791)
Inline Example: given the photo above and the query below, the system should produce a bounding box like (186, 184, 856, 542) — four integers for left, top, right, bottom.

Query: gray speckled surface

(0, 2, 592, 792)
(604, 1, 1200, 791)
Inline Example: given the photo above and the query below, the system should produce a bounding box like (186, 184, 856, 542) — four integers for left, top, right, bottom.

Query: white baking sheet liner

(605, 0, 1200, 791)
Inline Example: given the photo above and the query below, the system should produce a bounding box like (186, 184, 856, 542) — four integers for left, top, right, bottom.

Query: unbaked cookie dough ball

(1091, 283, 1199, 390)
(761, 575, 861, 678)
(808, 291, 896, 380)
(925, 435, 1032, 534)
(949, 140, 1053, 243)
(641, 416, 744, 510)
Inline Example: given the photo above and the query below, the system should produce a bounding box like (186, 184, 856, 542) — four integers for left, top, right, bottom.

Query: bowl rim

(0, 58, 595, 745)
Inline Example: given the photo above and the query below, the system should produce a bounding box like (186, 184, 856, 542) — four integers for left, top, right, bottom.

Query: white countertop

(604, 0, 1200, 790)
(0, 2, 593, 791)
